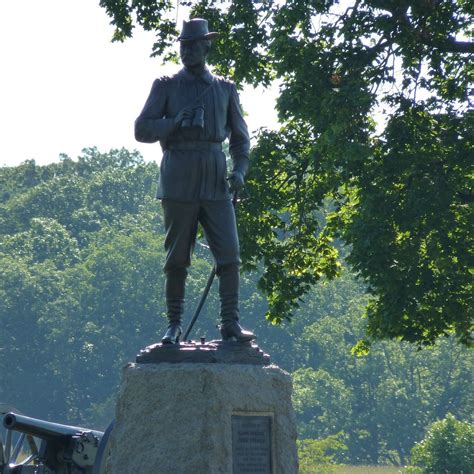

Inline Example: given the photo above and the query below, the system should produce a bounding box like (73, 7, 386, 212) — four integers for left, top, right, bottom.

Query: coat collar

(178, 67, 214, 84)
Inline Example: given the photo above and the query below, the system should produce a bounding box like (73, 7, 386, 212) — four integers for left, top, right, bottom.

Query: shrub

(298, 432, 347, 474)
(409, 414, 474, 473)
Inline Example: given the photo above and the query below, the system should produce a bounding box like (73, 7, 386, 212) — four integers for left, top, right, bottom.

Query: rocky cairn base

(106, 342, 298, 474)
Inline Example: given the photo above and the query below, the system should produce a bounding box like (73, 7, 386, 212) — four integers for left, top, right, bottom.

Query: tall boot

(218, 263, 255, 342)
(161, 268, 186, 344)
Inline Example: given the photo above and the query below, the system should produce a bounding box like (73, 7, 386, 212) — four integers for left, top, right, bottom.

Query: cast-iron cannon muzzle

(3, 412, 103, 442)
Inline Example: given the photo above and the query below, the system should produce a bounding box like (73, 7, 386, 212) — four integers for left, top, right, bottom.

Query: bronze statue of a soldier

(135, 18, 255, 345)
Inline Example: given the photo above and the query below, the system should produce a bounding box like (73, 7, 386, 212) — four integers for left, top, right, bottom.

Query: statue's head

(178, 18, 218, 69)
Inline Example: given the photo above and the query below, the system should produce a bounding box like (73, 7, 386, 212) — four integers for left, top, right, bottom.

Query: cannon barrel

(3, 412, 103, 441)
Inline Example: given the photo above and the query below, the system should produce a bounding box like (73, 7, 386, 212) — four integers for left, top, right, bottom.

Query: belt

(166, 141, 222, 152)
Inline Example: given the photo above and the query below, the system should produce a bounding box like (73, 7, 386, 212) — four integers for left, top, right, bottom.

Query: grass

(300, 463, 405, 474)
(334, 466, 403, 474)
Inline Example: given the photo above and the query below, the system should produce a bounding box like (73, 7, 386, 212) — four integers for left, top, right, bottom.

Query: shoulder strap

(190, 78, 215, 106)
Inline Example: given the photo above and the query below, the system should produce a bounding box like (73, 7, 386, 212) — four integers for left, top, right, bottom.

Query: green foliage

(336, 108, 473, 345)
(409, 414, 474, 474)
(290, 273, 474, 465)
(1, 151, 472, 464)
(298, 433, 348, 474)
(403, 467, 423, 474)
(0, 256, 75, 419)
(0, 148, 163, 423)
(1, 218, 80, 269)
(239, 125, 341, 323)
(293, 369, 352, 440)
(98, 0, 473, 345)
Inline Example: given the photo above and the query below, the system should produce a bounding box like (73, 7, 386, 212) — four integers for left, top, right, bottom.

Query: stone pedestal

(107, 362, 298, 473)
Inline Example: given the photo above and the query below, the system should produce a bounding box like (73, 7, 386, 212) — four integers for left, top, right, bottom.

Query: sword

(182, 191, 239, 341)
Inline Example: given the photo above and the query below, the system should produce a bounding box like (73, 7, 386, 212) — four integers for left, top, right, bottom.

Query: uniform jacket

(135, 67, 250, 201)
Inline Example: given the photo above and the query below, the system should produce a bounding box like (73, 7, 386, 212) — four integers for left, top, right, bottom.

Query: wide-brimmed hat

(178, 18, 219, 42)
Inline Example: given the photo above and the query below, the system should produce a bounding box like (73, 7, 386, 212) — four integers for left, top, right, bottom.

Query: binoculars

(181, 106, 205, 130)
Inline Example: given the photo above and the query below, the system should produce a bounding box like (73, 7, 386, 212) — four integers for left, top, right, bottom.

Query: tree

(0, 256, 77, 420)
(99, 0, 473, 345)
(292, 368, 352, 440)
(1, 153, 472, 457)
(1, 218, 80, 269)
(0, 148, 162, 424)
(409, 414, 474, 473)
(288, 271, 473, 465)
(297, 434, 348, 473)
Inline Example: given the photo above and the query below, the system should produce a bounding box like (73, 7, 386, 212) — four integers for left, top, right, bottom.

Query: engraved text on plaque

(232, 415, 272, 473)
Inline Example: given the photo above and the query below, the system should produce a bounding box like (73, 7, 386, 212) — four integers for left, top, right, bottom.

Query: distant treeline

(0, 148, 472, 466)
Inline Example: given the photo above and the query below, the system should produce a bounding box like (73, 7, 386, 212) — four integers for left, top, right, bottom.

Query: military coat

(135, 67, 250, 201)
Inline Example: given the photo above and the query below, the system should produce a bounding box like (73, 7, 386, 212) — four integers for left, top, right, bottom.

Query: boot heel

(219, 325, 232, 341)
(219, 321, 255, 342)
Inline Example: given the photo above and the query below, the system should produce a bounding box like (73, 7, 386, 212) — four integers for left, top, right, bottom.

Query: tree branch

(385, 6, 474, 54)
(457, 192, 474, 204)
(433, 38, 474, 54)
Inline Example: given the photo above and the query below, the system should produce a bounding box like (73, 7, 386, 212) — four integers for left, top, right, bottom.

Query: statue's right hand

(174, 107, 194, 127)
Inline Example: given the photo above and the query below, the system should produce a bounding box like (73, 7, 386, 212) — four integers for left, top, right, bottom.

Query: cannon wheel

(92, 420, 114, 474)
(0, 403, 39, 473)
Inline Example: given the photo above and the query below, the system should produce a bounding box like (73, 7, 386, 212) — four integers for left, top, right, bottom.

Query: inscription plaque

(232, 415, 272, 474)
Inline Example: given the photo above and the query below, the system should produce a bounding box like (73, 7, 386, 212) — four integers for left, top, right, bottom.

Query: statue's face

(180, 40, 208, 68)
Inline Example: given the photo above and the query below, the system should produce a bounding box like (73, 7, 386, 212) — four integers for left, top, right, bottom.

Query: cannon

(0, 403, 113, 474)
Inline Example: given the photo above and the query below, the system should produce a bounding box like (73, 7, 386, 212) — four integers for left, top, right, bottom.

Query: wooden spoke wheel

(92, 420, 114, 474)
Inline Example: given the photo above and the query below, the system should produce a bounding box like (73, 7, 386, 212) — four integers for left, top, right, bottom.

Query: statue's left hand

(228, 171, 245, 193)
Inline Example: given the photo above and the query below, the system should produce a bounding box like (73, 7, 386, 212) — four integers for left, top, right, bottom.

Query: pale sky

(0, 0, 278, 167)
